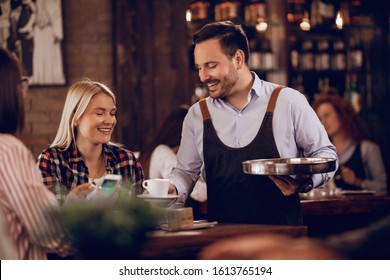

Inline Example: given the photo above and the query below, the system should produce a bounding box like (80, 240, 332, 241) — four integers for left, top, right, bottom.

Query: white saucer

(137, 194, 179, 208)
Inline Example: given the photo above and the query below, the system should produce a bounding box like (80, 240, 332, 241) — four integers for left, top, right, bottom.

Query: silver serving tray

(242, 157, 337, 175)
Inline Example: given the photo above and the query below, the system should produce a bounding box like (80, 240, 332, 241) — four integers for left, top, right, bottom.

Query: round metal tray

(242, 157, 337, 175)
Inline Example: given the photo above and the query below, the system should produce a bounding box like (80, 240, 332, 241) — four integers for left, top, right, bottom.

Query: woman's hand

(68, 183, 95, 199)
(340, 166, 364, 187)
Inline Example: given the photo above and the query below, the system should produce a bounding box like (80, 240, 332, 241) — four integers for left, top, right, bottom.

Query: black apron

(200, 86, 302, 225)
(335, 143, 366, 190)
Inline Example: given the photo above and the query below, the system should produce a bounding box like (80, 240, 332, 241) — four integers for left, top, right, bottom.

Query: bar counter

(140, 223, 307, 260)
(301, 194, 390, 216)
(301, 195, 390, 237)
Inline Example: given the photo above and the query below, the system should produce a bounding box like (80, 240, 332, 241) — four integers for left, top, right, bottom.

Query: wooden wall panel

(113, 0, 192, 152)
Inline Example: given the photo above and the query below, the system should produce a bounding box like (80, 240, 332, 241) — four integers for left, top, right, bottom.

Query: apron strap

(200, 85, 286, 120)
(266, 85, 286, 113)
(199, 98, 210, 121)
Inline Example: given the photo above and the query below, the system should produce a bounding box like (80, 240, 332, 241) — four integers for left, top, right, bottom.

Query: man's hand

(268, 174, 311, 196)
(168, 184, 178, 195)
(340, 166, 363, 187)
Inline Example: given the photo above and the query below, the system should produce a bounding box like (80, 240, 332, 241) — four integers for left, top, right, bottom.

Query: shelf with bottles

(187, 0, 282, 46)
(289, 36, 347, 70)
(286, 0, 378, 30)
(187, 0, 285, 86)
(285, 0, 377, 104)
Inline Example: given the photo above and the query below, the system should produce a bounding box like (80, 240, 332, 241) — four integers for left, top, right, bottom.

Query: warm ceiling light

(300, 11, 311, 31)
(186, 9, 192, 22)
(256, 19, 268, 32)
(335, 11, 343, 29)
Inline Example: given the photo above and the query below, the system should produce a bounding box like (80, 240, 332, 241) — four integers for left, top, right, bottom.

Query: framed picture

(0, 0, 65, 85)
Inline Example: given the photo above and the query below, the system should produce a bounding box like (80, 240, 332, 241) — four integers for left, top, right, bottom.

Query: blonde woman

(37, 79, 144, 198)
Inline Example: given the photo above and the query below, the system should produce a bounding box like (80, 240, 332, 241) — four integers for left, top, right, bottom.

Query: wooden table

(140, 223, 307, 259)
(301, 195, 390, 237)
(301, 195, 390, 216)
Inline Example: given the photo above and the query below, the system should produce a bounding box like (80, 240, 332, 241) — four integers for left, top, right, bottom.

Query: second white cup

(142, 178, 170, 197)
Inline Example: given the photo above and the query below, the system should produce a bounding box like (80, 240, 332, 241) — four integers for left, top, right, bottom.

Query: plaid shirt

(37, 142, 144, 194)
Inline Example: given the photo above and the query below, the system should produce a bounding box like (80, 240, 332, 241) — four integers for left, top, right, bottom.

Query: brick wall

(21, 0, 114, 158)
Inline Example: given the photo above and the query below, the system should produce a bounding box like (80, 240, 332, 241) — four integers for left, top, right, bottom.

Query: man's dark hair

(193, 21, 250, 64)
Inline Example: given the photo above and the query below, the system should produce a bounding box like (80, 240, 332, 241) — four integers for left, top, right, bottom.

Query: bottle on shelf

(310, 0, 319, 27)
(287, 0, 306, 24)
(319, 0, 335, 26)
(348, 36, 364, 70)
(249, 40, 262, 70)
(311, 0, 335, 27)
(260, 38, 276, 71)
(289, 35, 300, 71)
(349, 0, 362, 25)
(301, 39, 315, 71)
(331, 39, 347, 71)
(315, 39, 330, 71)
(188, 0, 211, 21)
(214, 0, 241, 22)
(349, 73, 362, 113)
(244, 0, 267, 27)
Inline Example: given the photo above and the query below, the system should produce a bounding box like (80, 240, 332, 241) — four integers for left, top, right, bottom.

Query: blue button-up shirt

(170, 74, 338, 201)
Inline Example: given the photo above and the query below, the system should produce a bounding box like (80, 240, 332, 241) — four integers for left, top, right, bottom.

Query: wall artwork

(0, 0, 65, 85)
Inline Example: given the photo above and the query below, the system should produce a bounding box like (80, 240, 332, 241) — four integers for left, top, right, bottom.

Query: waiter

(168, 21, 338, 225)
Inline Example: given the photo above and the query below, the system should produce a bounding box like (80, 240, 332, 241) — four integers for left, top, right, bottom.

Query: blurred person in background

(200, 213, 390, 260)
(37, 79, 144, 200)
(0, 48, 71, 259)
(139, 105, 207, 217)
(312, 94, 387, 194)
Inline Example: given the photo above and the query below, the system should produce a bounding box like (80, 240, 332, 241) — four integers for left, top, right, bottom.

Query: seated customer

(0, 48, 71, 259)
(37, 79, 144, 198)
(312, 94, 387, 194)
(0, 203, 18, 259)
(139, 106, 207, 211)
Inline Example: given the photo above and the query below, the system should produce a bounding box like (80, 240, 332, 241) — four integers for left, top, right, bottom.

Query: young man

(168, 21, 338, 225)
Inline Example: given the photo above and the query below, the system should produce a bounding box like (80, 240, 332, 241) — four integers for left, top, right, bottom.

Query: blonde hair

(51, 79, 116, 150)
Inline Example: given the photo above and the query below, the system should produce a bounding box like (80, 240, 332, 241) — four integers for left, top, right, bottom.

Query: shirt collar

(67, 142, 112, 164)
(250, 71, 263, 98)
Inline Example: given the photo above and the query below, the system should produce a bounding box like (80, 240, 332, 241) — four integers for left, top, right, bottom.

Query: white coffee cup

(142, 179, 170, 197)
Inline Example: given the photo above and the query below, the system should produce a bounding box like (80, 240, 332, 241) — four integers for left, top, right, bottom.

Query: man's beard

(208, 67, 238, 100)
